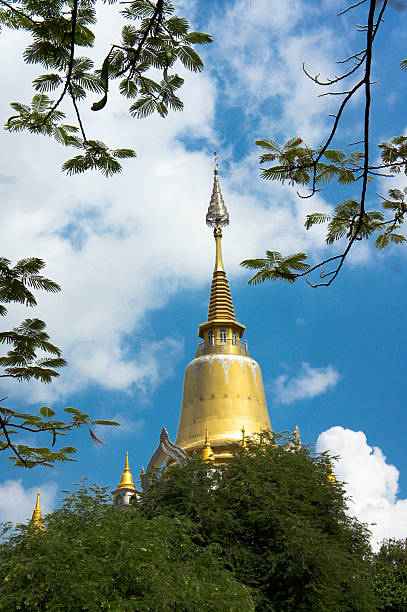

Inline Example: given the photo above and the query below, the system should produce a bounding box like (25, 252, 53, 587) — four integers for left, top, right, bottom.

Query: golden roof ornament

(327, 458, 339, 486)
(201, 428, 215, 463)
(117, 451, 136, 491)
(293, 424, 301, 446)
(241, 425, 247, 448)
(205, 153, 230, 229)
(31, 489, 44, 531)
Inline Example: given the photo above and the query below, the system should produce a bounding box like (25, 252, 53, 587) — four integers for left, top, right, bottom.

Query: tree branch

(39, 0, 79, 127)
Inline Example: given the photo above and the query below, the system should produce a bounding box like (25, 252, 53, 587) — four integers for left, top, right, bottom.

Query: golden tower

(116, 451, 136, 491)
(31, 489, 44, 531)
(174, 162, 272, 462)
(112, 451, 140, 506)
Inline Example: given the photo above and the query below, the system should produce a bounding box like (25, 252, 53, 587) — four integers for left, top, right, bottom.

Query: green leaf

(305, 213, 331, 229)
(184, 32, 213, 44)
(323, 149, 346, 163)
(39, 406, 56, 418)
(389, 233, 406, 244)
(374, 234, 389, 249)
(91, 420, 120, 426)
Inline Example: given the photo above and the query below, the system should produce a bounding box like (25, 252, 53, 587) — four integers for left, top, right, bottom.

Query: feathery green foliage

(241, 251, 310, 285)
(242, 2, 407, 287)
(0, 0, 212, 175)
(0, 257, 118, 468)
(372, 538, 407, 611)
(142, 431, 377, 611)
(0, 482, 254, 611)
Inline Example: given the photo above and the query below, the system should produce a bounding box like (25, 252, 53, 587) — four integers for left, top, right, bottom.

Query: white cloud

(208, 0, 345, 143)
(274, 362, 340, 404)
(0, 479, 58, 524)
(0, 2, 351, 402)
(94, 412, 144, 440)
(317, 426, 407, 550)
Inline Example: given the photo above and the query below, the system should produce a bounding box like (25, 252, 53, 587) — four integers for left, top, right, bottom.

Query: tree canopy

(142, 432, 377, 611)
(0, 482, 254, 611)
(3, 434, 407, 610)
(373, 538, 407, 611)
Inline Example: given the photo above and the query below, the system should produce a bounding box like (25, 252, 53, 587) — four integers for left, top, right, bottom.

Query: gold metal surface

(31, 489, 44, 531)
(117, 451, 136, 490)
(327, 459, 339, 486)
(214, 228, 225, 273)
(174, 163, 272, 462)
(241, 425, 246, 448)
(201, 428, 215, 463)
(198, 227, 245, 340)
(175, 352, 271, 460)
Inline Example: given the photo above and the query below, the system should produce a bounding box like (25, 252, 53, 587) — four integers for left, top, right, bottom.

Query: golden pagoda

(140, 158, 272, 483)
(112, 452, 140, 506)
(173, 160, 272, 463)
(30, 489, 44, 531)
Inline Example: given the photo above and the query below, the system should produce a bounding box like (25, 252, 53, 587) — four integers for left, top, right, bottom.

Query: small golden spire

(241, 425, 246, 448)
(326, 458, 339, 486)
(198, 157, 246, 340)
(201, 428, 215, 463)
(117, 451, 136, 490)
(31, 489, 44, 531)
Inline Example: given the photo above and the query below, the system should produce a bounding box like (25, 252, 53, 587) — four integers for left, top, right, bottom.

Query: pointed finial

(206, 154, 229, 229)
(117, 451, 136, 490)
(202, 428, 215, 463)
(31, 489, 44, 531)
(326, 458, 339, 486)
(241, 425, 246, 448)
(293, 424, 301, 446)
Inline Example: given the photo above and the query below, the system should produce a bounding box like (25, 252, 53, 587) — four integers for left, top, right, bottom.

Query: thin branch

(318, 90, 352, 97)
(0, 0, 37, 24)
(338, 0, 367, 15)
(0, 416, 28, 466)
(69, 84, 87, 141)
(338, 50, 365, 64)
(298, 78, 364, 199)
(303, 55, 366, 86)
(39, 0, 79, 127)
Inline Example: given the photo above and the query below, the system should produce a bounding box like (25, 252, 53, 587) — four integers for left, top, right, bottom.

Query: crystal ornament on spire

(205, 153, 230, 228)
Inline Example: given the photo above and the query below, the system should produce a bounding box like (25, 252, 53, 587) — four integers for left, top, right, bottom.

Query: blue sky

(0, 0, 407, 547)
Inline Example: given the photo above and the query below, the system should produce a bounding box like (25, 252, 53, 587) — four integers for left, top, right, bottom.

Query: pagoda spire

(198, 157, 244, 339)
(174, 154, 272, 462)
(31, 489, 44, 531)
(116, 451, 136, 491)
(241, 425, 247, 448)
(327, 458, 339, 486)
(201, 428, 215, 463)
